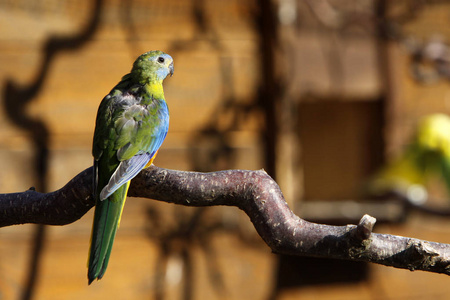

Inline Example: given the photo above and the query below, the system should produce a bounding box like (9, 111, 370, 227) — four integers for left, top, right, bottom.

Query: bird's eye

(157, 57, 165, 63)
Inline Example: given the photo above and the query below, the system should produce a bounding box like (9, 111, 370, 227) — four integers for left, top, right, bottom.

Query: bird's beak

(169, 62, 174, 77)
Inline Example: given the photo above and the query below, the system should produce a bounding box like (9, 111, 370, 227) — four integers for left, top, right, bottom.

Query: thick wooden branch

(1, 165, 450, 275)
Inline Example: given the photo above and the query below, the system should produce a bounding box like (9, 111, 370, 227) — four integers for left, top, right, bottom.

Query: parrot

(88, 50, 174, 284)
(368, 114, 450, 203)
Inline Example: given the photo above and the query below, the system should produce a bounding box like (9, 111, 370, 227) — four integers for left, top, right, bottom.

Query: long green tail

(88, 181, 130, 284)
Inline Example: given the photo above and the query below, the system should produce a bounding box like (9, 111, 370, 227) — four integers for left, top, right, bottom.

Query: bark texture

(1, 165, 450, 275)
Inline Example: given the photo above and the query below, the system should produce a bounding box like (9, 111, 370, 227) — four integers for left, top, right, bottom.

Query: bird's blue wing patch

(100, 100, 169, 201)
(99, 152, 154, 200)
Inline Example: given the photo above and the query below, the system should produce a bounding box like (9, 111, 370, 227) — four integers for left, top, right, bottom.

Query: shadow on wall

(2, 0, 103, 299)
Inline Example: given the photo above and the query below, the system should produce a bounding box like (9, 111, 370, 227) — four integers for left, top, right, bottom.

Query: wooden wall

(274, 1, 450, 299)
(0, 1, 273, 299)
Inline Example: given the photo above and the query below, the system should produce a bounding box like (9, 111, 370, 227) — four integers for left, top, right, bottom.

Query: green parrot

(88, 50, 174, 284)
(369, 114, 450, 203)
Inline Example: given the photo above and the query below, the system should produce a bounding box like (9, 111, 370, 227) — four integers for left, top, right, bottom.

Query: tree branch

(1, 165, 450, 275)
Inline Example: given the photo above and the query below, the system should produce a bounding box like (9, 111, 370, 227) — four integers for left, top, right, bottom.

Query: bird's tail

(88, 181, 130, 284)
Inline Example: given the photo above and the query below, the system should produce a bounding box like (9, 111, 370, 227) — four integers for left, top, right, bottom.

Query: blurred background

(1, 0, 450, 299)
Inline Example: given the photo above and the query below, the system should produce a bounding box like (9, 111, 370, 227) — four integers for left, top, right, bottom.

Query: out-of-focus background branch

(1, 0, 450, 299)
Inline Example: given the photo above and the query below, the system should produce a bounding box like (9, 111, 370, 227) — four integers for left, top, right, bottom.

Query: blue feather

(99, 152, 155, 200)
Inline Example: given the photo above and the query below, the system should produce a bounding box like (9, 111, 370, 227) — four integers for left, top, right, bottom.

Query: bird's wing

(99, 153, 153, 200)
(89, 87, 168, 283)
(98, 98, 169, 200)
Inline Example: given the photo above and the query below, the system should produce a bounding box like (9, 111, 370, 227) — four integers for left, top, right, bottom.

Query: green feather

(88, 181, 129, 283)
(88, 50, 173, 284)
